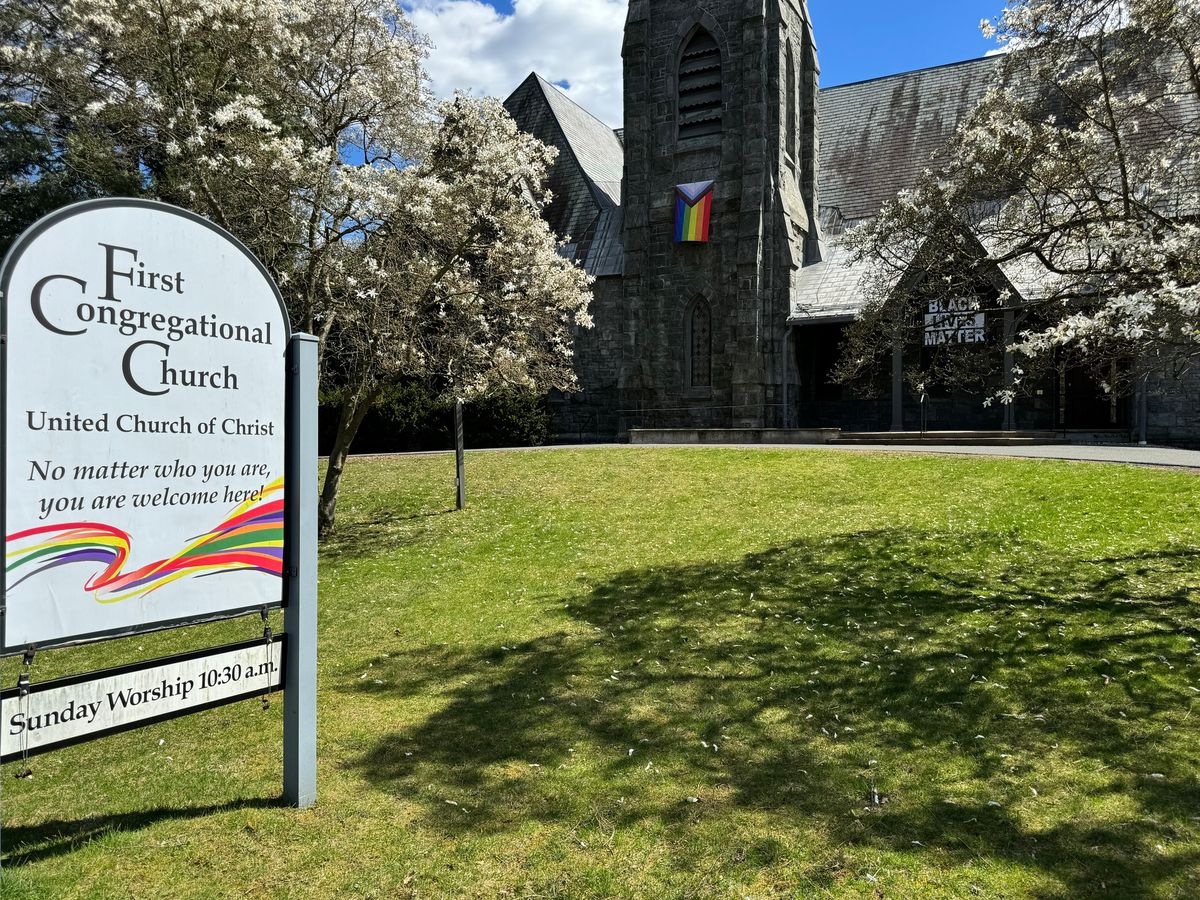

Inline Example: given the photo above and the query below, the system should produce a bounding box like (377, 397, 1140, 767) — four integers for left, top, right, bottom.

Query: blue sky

(813, 1, 1003, 87)
(406, 0, 1008, 127)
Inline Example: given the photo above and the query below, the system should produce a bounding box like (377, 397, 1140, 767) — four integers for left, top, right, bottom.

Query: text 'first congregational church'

(504, 0, 1200, 445)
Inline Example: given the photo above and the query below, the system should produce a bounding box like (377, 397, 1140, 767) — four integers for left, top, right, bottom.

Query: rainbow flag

(675, 181, 714, 243)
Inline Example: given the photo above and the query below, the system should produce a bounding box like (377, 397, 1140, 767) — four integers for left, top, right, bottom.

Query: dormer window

(678, 29, 722, 142)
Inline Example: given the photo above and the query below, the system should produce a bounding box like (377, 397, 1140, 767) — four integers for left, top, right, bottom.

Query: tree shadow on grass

(348, 528, 1200, 897)
(1, 797, 281, 867)
(321, 508, 454, 562)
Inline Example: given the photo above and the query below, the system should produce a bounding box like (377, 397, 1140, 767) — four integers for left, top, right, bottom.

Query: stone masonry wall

(1146, 365, 1200, 447)
(616, 0, 819, 433)
(549, 275, 625, 442)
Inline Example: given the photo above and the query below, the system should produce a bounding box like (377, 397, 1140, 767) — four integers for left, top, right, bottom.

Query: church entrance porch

(1062, 363, 1130, 431)
(788, 321, 1134, 440)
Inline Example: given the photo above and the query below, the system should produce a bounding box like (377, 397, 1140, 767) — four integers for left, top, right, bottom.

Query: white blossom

(842, 0, 1200, 402)
(4, 0, 588, 533)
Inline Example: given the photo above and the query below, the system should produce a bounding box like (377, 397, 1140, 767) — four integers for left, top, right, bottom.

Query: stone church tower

(619, 0, 819, 429)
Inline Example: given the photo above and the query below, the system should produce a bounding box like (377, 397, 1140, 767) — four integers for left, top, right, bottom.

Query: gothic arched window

(678, 29, 722, 142)
(686, 298, 713, 388)
(785, 41, 797, 162)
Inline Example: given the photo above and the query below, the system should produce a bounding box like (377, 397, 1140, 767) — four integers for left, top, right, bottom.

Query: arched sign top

(1, 198, 291, 342)
(1, 198, 292, 652)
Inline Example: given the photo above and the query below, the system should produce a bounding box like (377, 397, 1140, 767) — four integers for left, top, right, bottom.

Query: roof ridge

(523, 72, 622, 209)
(821, 54, 1001, 93)
(534, 73, 621, 133)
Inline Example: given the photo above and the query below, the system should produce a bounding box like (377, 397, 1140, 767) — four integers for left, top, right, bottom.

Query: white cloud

(405, 0, 627, 127)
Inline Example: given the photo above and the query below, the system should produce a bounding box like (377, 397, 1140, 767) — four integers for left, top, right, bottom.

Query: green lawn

(2, 448, 1199, 898)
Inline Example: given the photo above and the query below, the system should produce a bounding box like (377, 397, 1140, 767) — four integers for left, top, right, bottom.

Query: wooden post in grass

(454, 398, 466, 510)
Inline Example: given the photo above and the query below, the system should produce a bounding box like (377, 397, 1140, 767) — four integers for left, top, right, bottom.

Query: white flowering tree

(837, 0, 1200, 408)
(3, 0, 431, 361)
(316, 95, 593, 534)
(4, 0, 592, 535)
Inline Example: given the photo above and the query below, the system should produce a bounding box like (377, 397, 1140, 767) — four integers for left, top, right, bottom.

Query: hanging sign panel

(0, 637, 285, 763)
(1, 200, 291, 652)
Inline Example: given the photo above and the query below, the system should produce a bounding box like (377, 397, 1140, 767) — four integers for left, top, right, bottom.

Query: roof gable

(532, 75, 624, 208)
(504, 73, 625, 276)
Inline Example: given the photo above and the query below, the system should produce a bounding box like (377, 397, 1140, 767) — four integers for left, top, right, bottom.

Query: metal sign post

(284, 333, 318, 808)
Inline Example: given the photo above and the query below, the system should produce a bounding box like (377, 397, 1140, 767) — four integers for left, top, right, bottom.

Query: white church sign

(1, 199, 290, 651)
(924, 298, 986, 346)
(0, 198, 318, 810)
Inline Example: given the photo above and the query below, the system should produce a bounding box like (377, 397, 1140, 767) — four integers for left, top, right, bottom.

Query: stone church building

(504, 0, 1200, 445)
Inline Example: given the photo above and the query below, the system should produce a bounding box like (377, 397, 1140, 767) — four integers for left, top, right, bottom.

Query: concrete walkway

(354, 442, 1200, 470)
(646, 442, 1200, 469)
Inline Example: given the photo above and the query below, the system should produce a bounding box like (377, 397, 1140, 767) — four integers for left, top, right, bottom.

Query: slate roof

(788, 226, 1067, 323)
(791, 56, 1006, 321)
(818, 56, 1003, 227)
(535, 75, 624, 208)
(586, 207, 625, 277)
(504, 73, 625, 276)
(798, 48, 1199, 321)
(791, 242, 867, 322)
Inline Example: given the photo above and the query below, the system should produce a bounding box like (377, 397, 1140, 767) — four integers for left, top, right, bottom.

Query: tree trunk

(318, 379, 378, 537)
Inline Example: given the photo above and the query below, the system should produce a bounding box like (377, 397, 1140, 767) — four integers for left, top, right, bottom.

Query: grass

(1, 447, 1199, 898)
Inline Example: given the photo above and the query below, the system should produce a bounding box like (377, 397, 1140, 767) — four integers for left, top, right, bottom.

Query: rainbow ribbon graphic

(5, 478, 284, 603)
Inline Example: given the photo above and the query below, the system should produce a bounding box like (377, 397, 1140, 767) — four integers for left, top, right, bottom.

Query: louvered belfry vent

(678, 29, 722, 142)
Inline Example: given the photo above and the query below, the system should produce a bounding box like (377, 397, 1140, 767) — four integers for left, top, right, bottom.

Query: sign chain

(15, 646, 36, 778)
(260, 607, 272, 711)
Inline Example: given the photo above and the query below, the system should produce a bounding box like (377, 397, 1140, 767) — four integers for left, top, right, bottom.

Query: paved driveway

(356, 442, 1200, 469)
(694, 442, 1200, 469)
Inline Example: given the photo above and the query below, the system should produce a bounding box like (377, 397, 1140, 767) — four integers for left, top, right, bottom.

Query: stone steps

(628, 428, 840, 445)
(835, 431, 1069, 446)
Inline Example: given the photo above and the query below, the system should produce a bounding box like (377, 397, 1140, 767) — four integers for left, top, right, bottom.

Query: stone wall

(1146, 366, 1200, 447)
(549, 275, 625, 442)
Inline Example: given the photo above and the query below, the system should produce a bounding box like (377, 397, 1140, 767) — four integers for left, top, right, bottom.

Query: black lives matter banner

(0, 200, 290, 652)
(924, 298, 986, 347)
(0, 638, 285, 763)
